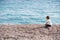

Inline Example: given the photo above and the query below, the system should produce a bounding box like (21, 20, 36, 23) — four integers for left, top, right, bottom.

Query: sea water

(0, 0, 60, 24)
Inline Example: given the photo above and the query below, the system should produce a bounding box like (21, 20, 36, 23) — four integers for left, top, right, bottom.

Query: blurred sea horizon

(0, 0, 60, 24)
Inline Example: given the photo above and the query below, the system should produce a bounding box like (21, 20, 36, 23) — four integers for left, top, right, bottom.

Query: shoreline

(0, 24, 60, 25)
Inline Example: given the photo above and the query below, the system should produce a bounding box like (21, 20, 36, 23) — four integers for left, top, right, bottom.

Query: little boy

(45, 16, 52, 30)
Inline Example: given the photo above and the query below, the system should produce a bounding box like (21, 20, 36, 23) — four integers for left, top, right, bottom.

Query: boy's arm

(45, 20, 49, 24)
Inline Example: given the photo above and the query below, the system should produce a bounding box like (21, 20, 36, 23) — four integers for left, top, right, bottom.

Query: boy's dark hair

(46, 16, 50, 19)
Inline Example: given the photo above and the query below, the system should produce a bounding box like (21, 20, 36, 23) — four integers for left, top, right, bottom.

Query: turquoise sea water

(0, 0, 60, 24)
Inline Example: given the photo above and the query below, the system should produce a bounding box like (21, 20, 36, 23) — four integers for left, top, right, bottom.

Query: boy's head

(46, 16, 50, 20)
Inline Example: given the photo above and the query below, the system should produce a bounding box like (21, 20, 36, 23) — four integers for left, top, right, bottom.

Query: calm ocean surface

(0, 0, 60, 24)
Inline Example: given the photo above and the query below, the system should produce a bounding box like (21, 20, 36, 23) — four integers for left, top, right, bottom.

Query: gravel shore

(0, 24, 60, 40)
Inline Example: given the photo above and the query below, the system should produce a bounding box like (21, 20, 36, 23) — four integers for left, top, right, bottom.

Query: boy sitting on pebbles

(45, 16, 52, 30)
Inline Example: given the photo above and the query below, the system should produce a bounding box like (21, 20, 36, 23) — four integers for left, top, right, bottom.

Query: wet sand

(0, 24, 60, 40)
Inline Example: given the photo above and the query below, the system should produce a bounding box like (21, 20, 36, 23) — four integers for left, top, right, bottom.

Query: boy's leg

(48, 27, 49, 30)
(48, 26, 51, 30)
(45, 24, 48, 28)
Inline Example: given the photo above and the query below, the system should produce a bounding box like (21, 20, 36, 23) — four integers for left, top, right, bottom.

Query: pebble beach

(0, 24, 60, 40)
